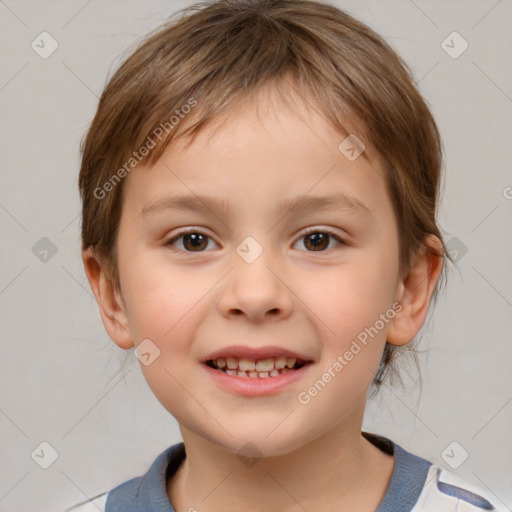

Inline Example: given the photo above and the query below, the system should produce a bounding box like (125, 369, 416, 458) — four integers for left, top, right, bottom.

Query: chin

(206, 426, 314, 460)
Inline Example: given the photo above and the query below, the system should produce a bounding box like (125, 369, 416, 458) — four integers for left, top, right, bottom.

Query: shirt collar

(106, 432, 431, 512)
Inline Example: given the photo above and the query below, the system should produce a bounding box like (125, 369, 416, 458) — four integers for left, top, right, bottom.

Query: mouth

(204, 356, 311, 379)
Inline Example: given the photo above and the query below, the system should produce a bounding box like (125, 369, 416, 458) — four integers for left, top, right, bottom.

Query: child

(69, 0, 505, 510)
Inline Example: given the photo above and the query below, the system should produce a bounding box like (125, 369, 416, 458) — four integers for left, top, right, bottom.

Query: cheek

(294, 265, 394, 416)
(306, 255, 397, 336)
(295, 249, 399, 397)
(120, 260, 209, 412)
(119, 248, 203, 341)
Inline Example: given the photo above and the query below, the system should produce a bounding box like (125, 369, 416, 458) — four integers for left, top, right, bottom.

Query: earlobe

(386, 236, 444, 347)
(82, 247, 134, 350)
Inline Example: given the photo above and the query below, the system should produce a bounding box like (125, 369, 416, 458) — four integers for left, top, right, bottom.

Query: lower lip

(201, 363, 313, 397)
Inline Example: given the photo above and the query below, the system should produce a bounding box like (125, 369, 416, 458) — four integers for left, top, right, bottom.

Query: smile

(205, 356, 308, 378)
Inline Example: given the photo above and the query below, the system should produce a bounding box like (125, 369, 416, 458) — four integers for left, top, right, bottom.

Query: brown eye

(166, 231, 217, 252)
(182, 233, 208, 251)
(304, 232, 329, 251)
(295, 229, 346, 252)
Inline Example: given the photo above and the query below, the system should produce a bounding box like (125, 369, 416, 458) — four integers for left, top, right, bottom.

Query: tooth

(255, 358, 274, 372)
(270, 369, 279, 377)
(226, 357, 238, 369)
(285, 357, 296, 368)
(248, 371, 259, 378)
(226, 369, 237, 375)
(281, 367, 291, 374)
(237, 371, 247, 377)
(239, 358, 256, 371)
(274, 356, 287, 369)
(258, 371, 269, 378)
(216, 358, 226, 368)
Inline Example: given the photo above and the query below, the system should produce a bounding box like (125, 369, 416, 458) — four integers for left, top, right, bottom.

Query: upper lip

(202, 345, 314, 363)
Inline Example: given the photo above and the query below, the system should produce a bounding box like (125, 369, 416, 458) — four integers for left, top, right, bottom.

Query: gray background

(0, 1, 511, 511)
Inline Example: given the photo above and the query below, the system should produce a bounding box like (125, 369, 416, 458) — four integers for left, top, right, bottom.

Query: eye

(164, 228, 347, 253)
(165, 229, 219, 252)
(294, 228, 347, 252)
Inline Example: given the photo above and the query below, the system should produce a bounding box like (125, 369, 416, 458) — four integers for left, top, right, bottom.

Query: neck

(167, 402, 394, 511)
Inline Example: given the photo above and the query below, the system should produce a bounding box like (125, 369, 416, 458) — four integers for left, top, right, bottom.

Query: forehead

(169, 83, 380, 165)
(121, 87, 392, 222)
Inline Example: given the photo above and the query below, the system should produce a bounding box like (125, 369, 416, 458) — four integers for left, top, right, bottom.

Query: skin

(84, 85, 443, 511)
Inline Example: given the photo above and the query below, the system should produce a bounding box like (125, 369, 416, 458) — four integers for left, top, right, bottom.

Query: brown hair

(79, 0, 450, 393)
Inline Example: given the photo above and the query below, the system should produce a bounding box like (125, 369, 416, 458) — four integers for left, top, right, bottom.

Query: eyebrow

(141, 192, 373, 218)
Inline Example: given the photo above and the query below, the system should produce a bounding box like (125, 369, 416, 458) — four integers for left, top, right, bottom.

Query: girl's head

(80, 0, 447, 455)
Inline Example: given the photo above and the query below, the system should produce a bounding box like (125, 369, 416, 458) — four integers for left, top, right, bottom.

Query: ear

(82, 247, 134, 349)
(387, 235, 444, 346)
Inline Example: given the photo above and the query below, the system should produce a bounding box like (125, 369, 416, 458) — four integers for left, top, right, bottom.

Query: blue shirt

(67, 432, 507, 511)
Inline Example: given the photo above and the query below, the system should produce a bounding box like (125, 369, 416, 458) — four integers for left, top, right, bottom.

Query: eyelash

(164, 227, 348, 252)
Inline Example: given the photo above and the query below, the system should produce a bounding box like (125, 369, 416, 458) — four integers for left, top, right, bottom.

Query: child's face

(102, 92, 407, 456)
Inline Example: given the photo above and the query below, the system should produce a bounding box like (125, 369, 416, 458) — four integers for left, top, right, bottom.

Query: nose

(216, 244, 293, 323)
